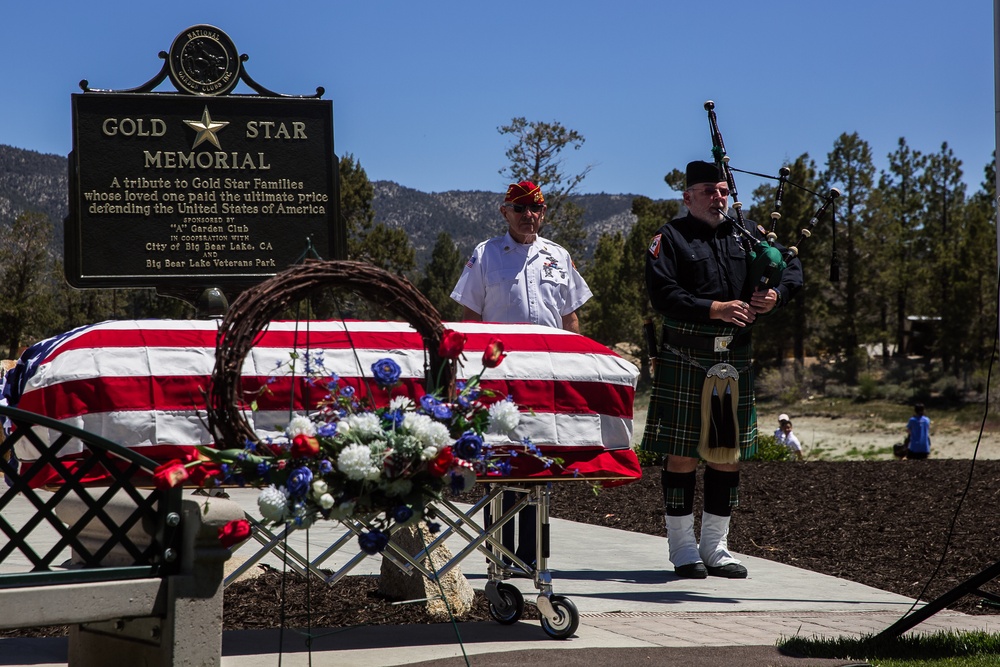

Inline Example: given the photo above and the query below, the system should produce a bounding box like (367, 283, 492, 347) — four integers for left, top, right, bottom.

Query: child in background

(775, 414, 803, 461)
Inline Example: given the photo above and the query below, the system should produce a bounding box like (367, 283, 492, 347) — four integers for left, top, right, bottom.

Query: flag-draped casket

(1, 320, 641, 486)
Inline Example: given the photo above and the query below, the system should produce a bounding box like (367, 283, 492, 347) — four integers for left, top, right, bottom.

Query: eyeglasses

(690, 186, 730, 197)
(505, 203, 544, 214)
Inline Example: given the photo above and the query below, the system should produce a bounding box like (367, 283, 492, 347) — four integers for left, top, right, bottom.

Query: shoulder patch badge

(466, 255, 476, 268)
(648, 234, 662, 259)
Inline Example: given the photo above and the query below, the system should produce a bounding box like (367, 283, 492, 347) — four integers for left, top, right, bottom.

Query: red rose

(438, 329, 467, 359)
(482, 338, 507, 368)
(188, 464, 222, 487)
(218, 519, 251, 549)
(152, 459, 189, 489)
(427, 447, 455, 477)
(290, 434, 320, 457)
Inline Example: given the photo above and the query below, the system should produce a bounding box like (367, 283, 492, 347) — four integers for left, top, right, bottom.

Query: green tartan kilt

(641, 320, 758, 460)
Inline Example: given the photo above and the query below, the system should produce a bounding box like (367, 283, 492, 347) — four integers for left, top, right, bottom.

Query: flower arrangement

(174, 331, 554, 554)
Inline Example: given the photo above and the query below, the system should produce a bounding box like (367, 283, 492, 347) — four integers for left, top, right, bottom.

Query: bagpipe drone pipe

(704, 100, 841, 302)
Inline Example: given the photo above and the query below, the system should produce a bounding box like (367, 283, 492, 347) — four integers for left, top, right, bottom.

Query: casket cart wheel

(486, 581, 524, 625)
(539, 594, 579, 639)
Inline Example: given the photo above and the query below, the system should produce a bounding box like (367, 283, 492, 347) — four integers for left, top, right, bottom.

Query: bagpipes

(642, 101, 842, 374)
(704, 100, 840, 302)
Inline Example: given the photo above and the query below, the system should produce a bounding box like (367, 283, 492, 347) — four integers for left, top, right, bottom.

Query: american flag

(2, 320, 640, 484)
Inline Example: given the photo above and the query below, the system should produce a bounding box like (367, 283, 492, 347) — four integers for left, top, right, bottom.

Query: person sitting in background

(904, 403, 931, 459)
(774, 414, 803, 461)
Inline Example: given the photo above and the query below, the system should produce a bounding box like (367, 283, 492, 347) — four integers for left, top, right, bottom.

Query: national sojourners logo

(167, 25, 241, 96)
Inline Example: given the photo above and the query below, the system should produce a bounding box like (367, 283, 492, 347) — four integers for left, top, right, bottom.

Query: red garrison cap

(504, 181, 545, 205)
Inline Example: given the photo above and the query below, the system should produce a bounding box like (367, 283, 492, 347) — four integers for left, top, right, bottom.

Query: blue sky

(1, 1, 994, 198)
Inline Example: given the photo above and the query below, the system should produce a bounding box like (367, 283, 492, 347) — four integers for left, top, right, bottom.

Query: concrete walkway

(2, 487, 998, 666)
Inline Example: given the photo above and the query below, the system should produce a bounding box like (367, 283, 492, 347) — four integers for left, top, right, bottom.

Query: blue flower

(317, 422, 337, 437)
(318, 459, 333, 474)
(431, 403, 452, 420)
(391, 505, 414, 523)
(371, 358, 402, 388)
(340, 385, 355, 398)
(306, 353, 326, 373)
(358, 529, 391, 554)
(383, 409, 404, 428)
(453, 430, 483, 461)
(286, 466, 313, 498)
(496, 460, 512, 476)
(419, 394, 438, 413)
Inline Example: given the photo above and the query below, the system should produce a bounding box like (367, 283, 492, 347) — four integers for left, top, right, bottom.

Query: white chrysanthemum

(340, 413, 384, 439)
(488, 400, 521, 434)
(401, 412, 433, 440)
(422, 445, 439, 460)
(381, 478, 413, 497)
(389, 395, 415, 411)
(425, 421, 452, 450)
(318, 493, 335, 510)
(338, 443, 376, 480)
(257, 485, 289, 522)
(286, 415, 317, 438)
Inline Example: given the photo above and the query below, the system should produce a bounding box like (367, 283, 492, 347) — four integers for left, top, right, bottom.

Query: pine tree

(340, 153, 415, 275)
(498, 118, 592, 258)
(0, 211, 58, 357)
(417, 232, 464, 322)
(823, 133, 876, 383)
(872, 138, 927, 359)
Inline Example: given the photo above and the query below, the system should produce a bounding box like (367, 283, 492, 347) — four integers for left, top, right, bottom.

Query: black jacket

(645, 213, 803, 324)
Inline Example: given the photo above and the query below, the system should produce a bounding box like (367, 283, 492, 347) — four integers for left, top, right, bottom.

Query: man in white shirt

(450, 181, 592, 332)
(450, 180, 592, 569)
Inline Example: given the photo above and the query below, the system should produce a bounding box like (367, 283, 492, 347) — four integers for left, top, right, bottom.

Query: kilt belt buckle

(714, 335, 734, 352)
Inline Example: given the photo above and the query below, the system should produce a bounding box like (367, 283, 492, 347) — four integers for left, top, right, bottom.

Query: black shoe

(706, 562, 748, 578)
(674, 562, 708, 579)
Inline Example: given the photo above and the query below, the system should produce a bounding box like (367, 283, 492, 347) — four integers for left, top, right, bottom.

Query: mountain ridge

(0, 144, 658, 267)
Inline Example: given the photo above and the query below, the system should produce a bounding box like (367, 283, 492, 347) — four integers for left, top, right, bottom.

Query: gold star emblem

(184, 106, 229, 149)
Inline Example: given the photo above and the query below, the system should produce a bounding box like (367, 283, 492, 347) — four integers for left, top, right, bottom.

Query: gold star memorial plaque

(67, 25, 344, 304)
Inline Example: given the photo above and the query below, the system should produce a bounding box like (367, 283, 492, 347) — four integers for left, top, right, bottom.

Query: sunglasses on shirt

(506, 203, 544, 214)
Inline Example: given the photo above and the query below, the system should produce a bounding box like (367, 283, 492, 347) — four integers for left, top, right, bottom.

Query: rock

(378, 521, 475, 621)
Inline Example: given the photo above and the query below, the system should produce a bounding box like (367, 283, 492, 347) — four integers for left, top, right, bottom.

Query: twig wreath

(206, 259, 454, 450)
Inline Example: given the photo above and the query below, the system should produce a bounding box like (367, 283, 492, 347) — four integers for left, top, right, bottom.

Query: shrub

(632, 447, 662, 467)
(856, 373, 879, 402)
(746, 434, 793, 462)
(931, 375, 963, 403)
